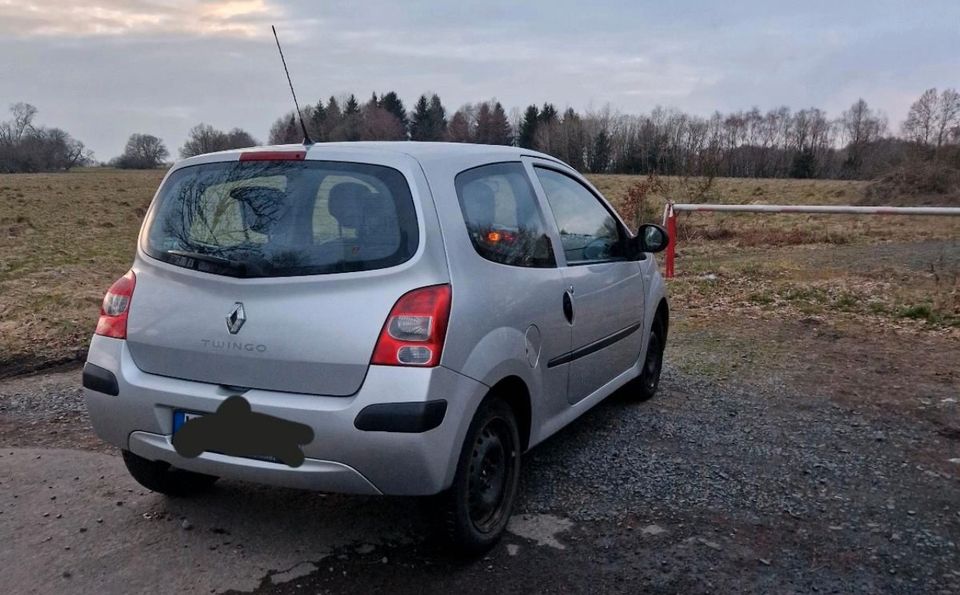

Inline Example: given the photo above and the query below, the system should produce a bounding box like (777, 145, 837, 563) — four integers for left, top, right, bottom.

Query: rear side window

(143, 160, 418, 277)
(454, 163, 555, 268)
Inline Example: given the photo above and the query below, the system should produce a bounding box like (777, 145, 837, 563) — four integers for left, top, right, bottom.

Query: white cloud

(0, 0, 279, 38)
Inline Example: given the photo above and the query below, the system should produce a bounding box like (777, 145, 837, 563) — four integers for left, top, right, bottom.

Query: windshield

(142, 160, 419, 278)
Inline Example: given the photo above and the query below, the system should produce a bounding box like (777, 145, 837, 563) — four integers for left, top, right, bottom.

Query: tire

(439, 397, 521, 555)
(634, 318, 666, 401)
(122, 450, 218, 497)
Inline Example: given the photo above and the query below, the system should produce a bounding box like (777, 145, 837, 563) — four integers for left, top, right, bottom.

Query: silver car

(82, 142, 670, 552)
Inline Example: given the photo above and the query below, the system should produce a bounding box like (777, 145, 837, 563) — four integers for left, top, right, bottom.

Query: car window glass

(145, 161, 418, 277)
(455, 162, 555, 268)
(534, 167, 624, 264)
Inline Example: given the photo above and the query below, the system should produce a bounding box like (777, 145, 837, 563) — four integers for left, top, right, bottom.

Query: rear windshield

(143, 160, 419, 278)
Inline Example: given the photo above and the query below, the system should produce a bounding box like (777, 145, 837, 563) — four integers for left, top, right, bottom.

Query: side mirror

(634, 224, 669, 254)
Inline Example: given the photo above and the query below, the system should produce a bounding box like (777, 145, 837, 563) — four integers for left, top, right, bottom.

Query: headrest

(329, 182, 374, 229)
(229, 186, 286, 233)
(461, 181, 496, 228)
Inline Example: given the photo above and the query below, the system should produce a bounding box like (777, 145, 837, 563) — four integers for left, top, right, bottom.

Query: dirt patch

(0, 365, 110, 453)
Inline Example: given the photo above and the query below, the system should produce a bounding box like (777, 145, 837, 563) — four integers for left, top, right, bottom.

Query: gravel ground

(0, 367, 106, 452)
(2, 357, 958, 593)
(252, 362, 959, 594)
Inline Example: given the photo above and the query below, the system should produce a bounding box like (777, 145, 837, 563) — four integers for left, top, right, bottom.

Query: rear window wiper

(164, 249, 247, 274)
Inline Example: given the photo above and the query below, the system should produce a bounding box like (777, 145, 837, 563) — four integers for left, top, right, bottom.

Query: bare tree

(225, 128, 258, 149)
(840, 99, 886, 176)
(269, 112, 303, 145)
(180, 123, 260, 158)
(0, 103, 90, 172)
(112, 133, 169, 169)
(934, 89, 960, 148)
(10, 102, 38, 142)
(902, 88, 939, 145)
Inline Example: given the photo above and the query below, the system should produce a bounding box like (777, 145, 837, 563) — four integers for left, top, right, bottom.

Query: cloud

(0, 0, 957, 159)
(0, 0, 278, 38)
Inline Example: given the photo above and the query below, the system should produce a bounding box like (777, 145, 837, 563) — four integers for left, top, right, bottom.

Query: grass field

(1, 168, 957, 376)
(592, 174, 960, 329)
(0, 169, 164, 373)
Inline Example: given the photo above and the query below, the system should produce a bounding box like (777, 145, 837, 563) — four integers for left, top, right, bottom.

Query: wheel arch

(654, 298, 669, 340)
(485, 375, 532, 452)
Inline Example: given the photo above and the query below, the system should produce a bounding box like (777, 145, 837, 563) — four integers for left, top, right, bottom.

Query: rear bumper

(83, 335, 487, 496)
(128, 432, 382, 494)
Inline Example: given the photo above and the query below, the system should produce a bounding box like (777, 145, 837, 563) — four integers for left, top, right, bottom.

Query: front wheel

(634, 321, 665, 401)
(440, 397, 521, 555)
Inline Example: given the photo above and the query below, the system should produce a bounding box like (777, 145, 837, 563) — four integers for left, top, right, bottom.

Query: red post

(665, 204, 676, 278)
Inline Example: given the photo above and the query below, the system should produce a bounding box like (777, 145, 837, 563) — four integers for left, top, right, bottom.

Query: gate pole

(664, 203, 676, 278)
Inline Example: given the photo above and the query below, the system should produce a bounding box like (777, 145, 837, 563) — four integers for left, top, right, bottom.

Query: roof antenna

(271, 25, 313, 145)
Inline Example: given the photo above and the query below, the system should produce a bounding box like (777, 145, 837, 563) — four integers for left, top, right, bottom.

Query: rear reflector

(371, 285, 452, 367)
(95, 270, 136, 339)
(239, 150, 307, 161)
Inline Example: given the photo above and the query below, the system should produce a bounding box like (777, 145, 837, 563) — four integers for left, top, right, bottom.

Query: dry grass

(589, 174, 959, 243)
(589, 174, 960, 331)
(0, 168, 164, 373)
(0, 169, 956, 375)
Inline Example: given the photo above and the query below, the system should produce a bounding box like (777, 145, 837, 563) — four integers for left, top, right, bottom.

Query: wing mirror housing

(630, 223, 669, 257)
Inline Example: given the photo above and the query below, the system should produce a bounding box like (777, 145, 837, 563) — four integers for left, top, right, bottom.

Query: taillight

(95, 270, 136, 339)
(371, 285, 452, 367)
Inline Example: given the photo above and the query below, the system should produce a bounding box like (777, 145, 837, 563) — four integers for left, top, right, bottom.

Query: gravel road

(2, 360, 958, 594)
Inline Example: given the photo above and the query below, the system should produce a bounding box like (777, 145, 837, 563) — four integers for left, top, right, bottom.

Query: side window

(534, 167, 624, 264)
(455, 163, 555, 268)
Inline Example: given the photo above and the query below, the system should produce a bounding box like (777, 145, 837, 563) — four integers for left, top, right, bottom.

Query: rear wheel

(122, 450, 218, 496)
(440, 397, 521, 555)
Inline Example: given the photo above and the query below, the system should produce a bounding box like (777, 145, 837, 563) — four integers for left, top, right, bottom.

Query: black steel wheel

(633, 318, 666, 401)
(440, 397, 520, 554)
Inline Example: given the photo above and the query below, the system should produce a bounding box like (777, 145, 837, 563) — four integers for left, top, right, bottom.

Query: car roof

(175, 141, 568, 170)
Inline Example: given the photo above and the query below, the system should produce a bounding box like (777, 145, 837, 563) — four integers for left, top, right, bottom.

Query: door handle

(562, 291, 574, 324)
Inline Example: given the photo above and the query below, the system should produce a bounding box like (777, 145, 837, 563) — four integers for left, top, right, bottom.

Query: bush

(864, 153, 960, 206)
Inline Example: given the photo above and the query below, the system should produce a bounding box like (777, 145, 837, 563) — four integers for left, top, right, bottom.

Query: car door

(443, 161, 572, 416)
(530, 163, 645, 404)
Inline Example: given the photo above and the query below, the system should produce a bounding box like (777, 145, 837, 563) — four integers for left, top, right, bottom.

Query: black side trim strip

(547, 322, 643, 368)
(354, 400, 447, 433)
(82, 363, 119, 396)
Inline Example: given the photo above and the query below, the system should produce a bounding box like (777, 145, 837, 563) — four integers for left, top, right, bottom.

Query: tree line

(266, 88, 959, 180)
(0, 103, 90, 173)
(110, 124, 260, 169)
(267, 92, 514, 146)
(2, 88, 957, 179)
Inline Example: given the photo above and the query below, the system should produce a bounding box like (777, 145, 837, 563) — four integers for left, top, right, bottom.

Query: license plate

(172, 410, 204, 434)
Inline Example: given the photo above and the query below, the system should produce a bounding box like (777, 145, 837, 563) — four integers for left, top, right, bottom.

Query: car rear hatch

(125, 155, 441, 396)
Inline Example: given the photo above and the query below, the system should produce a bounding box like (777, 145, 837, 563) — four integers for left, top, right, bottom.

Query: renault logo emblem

(226, 302, 246, 334)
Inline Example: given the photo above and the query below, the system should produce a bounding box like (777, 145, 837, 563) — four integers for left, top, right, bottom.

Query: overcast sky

(1, 0, 957, 160)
